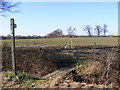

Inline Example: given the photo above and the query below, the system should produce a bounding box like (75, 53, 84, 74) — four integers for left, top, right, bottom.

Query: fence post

(10, 18, 17, 75)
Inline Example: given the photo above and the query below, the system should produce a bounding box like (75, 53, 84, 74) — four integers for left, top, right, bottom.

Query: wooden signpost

(10, 18, 17, 75)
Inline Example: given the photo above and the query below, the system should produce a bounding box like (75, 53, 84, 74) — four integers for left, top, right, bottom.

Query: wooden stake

(10, 18, 16, 75)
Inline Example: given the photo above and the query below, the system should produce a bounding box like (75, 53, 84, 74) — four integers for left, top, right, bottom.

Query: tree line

(83, 24, 108, 37)
(46, 24, 108, 38)
(1, 24, 112, 40)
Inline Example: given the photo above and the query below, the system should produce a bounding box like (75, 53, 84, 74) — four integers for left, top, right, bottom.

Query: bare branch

(0, 0, 21, 16)
(67, 26, 76, 37)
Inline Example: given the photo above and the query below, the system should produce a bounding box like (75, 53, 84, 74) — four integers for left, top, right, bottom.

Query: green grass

(2, 71, 46, 88)
(1, 37, 118, 47)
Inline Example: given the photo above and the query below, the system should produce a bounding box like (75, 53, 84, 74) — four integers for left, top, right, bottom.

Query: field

(2, 37, 119, 88)
(2, 37, 118, 47)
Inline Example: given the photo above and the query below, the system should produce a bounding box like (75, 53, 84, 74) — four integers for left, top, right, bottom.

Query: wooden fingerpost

(10, 18, 17, 75)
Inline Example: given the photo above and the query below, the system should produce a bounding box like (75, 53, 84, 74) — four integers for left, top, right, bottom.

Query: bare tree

(94, 25, 102, 37)
(46, 29, 63, 38)
(83, 25, 92, 37)
(67, 26, 76, 37)
(0, 0, 20, 16)
(103, 24, 108, 36)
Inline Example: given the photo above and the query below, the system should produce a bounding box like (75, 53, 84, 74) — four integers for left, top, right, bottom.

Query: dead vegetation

(75, 47, 119, 88)
(2, 43, 119, 88)
(37, 47, 119, 88)
(2, 44, 76, 77)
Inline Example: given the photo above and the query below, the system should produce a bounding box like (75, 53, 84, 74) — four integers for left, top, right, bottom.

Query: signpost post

(10, 18, 17, 75)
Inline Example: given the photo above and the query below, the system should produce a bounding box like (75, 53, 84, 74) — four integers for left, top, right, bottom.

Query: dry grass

(2, 44, 76, 77)
(2, 42, 119, 88)
(75, 47, 119, 88)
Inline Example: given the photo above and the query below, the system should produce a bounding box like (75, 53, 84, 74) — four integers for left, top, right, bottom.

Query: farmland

(2, 37, 118, 47)
(2, 37, 119, 88)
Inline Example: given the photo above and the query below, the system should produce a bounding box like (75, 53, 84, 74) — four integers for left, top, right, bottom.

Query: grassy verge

(2, 71, 45, 88)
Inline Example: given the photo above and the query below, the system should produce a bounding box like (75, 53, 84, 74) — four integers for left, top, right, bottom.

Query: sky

(0, 1, 118, 36)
